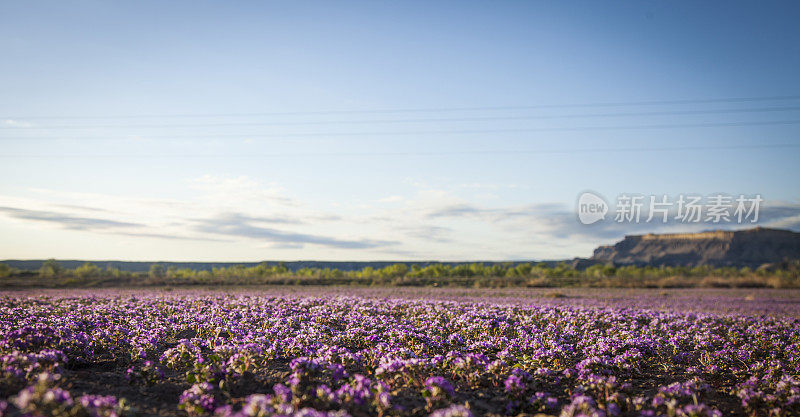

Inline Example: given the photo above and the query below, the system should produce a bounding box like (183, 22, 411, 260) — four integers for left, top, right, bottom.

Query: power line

(3, 106, 800, 130)
(3, 119, 800, 141)
(0, 143, 796, 158)
(3, 94, 800, 120)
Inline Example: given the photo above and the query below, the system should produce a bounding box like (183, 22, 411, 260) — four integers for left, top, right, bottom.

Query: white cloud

(3, 179, 798, 261)
(458, 182, 525, 190)
(378, 195, 404, 203)
(191, 174, 296, 207)
(2, 119, 34, 128)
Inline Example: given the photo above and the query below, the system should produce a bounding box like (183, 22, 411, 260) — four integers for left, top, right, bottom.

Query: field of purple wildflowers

(0, 289, 798, 417)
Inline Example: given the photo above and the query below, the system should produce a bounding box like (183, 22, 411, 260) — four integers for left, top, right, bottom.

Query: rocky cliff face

(590, 227, 800, 267)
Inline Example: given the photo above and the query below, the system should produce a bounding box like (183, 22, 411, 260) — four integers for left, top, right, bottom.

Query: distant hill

(0, 259, 552, 273)
(5, 227, 799, 273)
(590, 227, 800, 268)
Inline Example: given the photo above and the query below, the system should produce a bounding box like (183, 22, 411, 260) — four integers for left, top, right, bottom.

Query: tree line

(1, 259, 799, 288)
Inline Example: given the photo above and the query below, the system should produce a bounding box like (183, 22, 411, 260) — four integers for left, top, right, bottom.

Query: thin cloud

(426, 204, 493, 218)
(198, 212, 303, 225)
(420, 200, 800, 243)
(378, 195, 404, 203)
(192, 174, 296, 206)
(2, 119, 34, 128)
(0, 205, 221, 242)
(425, 203, 564, 221)
(193, 213, 398, 250)
(458, 182, 525, 190)
(54, 204, 110, 213)
(112, 231, 226, 242)
(0, 206, 143, 230)
(400, 225, 454, 243)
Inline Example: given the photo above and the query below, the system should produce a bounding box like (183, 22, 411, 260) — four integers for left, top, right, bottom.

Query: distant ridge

(591, 227, 800, 268)
(0, 259, 550, 273)
(5, 228, 799, 272)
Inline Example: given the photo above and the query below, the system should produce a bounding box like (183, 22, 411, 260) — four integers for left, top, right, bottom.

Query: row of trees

(8, 259, 796, 282)
(0, 259, 798, 288)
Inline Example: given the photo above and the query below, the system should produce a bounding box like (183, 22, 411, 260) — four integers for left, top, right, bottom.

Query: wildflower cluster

(0, 292, 798, 416)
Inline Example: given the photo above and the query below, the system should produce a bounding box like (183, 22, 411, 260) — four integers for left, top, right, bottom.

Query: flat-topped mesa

(639, 230, 735, 241)
(590, 227, 800, 268)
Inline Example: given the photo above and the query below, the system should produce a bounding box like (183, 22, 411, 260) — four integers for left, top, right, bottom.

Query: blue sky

(1, 1, 799, 261)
